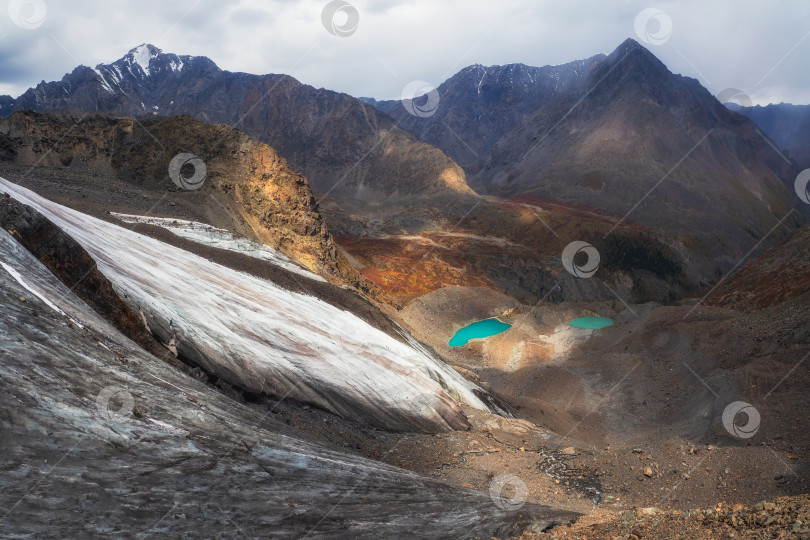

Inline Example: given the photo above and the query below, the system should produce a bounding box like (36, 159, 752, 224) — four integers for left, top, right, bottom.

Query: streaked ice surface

(2, 178, 491, 432)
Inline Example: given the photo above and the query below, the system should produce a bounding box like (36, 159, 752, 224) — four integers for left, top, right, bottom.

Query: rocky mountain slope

(532, 495, 810, 539)
(6, 44, 470, 203)
(1, 109, 695, 308)
(710, 223, 810, 311)
(367, 39, 803, 280)
(332, 196, 692, 306)
(365, 55, 605, 169)
(0, 110, 351, 279)
(739, 102, 810, 168)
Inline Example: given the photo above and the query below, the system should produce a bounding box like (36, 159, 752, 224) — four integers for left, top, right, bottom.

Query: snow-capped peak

(127, 44, 161, 76)
(91, 44, 190, 94)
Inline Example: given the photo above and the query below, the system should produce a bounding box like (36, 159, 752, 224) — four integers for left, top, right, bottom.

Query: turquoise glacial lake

(449, 318, 512, 347)
(568, 316, 613, 329)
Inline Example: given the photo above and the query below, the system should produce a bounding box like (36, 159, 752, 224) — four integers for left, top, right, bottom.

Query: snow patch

(477, 67, 487, 95)
(129, 44, 157, 76)
(93, 68, 115, 93)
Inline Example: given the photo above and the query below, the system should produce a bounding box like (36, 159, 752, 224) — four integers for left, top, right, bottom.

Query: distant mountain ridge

(365, 54, 606, 168)
(738, 103, 810, 168)
(6, 44, 472, 203)
(0, 95, 14, 116)
(366, 38, 804, 278)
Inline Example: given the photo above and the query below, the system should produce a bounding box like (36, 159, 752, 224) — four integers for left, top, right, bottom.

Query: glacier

(1, 178, 493, 432)
(0, 223, 577, 537)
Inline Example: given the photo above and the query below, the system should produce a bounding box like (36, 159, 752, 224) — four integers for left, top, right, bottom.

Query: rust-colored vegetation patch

(335, 235, 495, 303)
(710, 226, 810, 311)
(335, 197, 689, 305)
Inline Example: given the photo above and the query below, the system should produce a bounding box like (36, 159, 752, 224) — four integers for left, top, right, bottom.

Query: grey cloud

(228, 7, 274, 26)
(0, 0, 807, 105)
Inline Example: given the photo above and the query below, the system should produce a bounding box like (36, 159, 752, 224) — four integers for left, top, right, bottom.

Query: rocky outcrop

(0, 111, 373, 289)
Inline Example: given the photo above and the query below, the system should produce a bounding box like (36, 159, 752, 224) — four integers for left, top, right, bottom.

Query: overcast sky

(0, 0, 808, 105)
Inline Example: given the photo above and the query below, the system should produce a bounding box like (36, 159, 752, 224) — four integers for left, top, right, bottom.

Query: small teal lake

(568, 316, 613, 329)
(449, 318, 512, 347)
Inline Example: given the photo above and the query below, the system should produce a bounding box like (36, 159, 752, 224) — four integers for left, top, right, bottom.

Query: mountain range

(367, 39, 804, 275)
(1, 39, 807, 289)
(3, 44, 469, 203)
